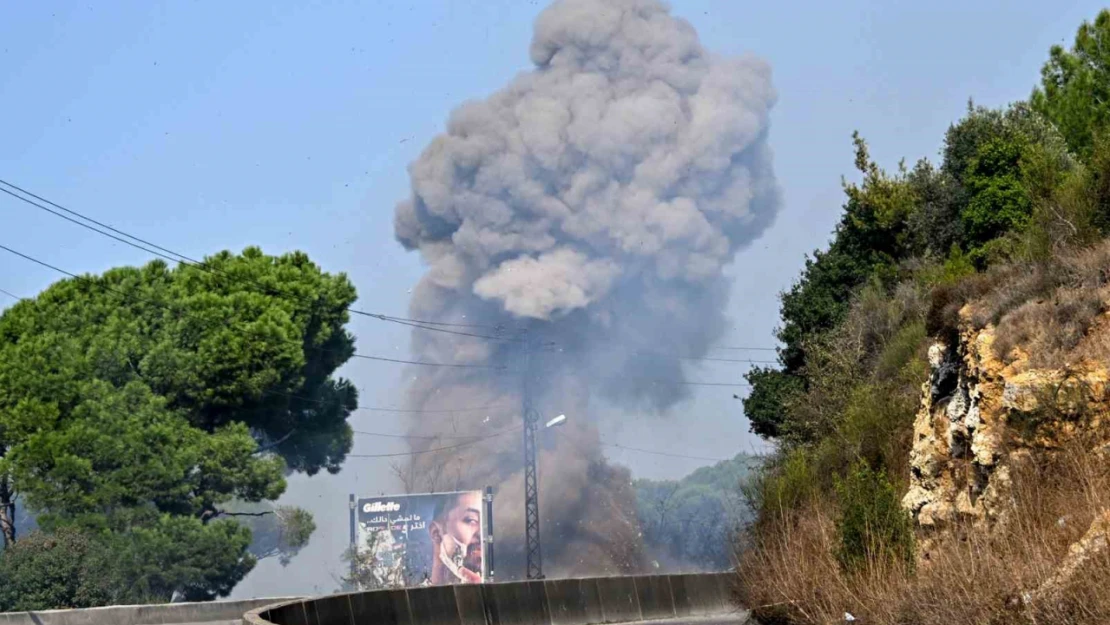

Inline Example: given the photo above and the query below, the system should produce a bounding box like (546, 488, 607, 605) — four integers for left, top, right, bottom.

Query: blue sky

(1, 0, 1104, 597)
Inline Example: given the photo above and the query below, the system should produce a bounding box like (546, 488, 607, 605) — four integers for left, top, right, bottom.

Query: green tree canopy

(773, 133, 913, 374)
(1032, 9, 1110, 156)
(0, 247, 357, 601)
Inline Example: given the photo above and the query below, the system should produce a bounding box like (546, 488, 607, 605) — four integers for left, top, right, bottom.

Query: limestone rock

(903, 319, 1110, 548)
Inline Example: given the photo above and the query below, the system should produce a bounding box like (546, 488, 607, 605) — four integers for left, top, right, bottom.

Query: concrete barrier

(711, 573, 735, 614)
(245, 572, 739, 625)
(409, 586, 463, 625)
(307, 593, 356, 625)
(454, 584, 492, 625)
(347, 586, 411, 625)
(631, 577, 674, 621)
(261, 601, 309, 625)
(666, 575, 693, 618)
(488, 580, 549, 625)
(543, 578, 601, 625)
(0, 596, 299, 625)
(593, 577, 639, 624)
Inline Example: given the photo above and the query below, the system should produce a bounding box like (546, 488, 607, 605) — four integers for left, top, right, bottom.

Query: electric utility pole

(522, 338, 544, 579)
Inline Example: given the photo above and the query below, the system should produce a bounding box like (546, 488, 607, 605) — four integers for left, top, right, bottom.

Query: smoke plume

(392, 0, 779, 577)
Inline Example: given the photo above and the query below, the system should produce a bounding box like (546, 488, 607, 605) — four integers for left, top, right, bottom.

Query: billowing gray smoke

(392, 0, 779, 578)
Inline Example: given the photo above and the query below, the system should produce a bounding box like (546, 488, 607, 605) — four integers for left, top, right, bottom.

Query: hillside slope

(734, 9, 1110, 624)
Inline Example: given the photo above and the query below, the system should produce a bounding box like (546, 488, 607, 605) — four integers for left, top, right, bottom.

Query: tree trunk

(0, 475, 15, 548)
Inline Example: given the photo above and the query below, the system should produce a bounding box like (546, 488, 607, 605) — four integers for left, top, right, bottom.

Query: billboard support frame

(484, 485, 495, 581)
(348, 494, 357, 588)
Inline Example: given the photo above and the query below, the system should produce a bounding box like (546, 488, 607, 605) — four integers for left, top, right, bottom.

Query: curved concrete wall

(246, 573, 738, 625)
(0, 596, 299, 625)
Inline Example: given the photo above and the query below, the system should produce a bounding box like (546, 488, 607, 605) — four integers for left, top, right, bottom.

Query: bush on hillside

(833, 463, 915, 575)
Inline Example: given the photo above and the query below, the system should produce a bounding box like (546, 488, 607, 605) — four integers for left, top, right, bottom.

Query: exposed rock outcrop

(902, 307, 1110, 553)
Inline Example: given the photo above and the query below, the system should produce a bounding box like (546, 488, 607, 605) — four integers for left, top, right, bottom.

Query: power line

(348, 352, 505, 369)
(259, 380, 515, 417)
(0, 287, 21, 301)
(0, 243, 80, 279)
(0, 179, 520, 339)
(0, 243, 499, 370)
(0, 179, 202, 264)
(640, 377, 750, 387)
(681, 356, 776, 364)
(356, 313, 522, 342)
(0, 187, 193, 267)
(551, 429, 744, 463)
(352, 425, 513, 441)
(601, 441, 729, 463)
(670, 354, 777, 365)
(372, 313, 524, 333)
(346, 425, 521, 458)
(677, 381, 750, 387)
(353, 402, 511, 414)
(712, 346, 777, 352)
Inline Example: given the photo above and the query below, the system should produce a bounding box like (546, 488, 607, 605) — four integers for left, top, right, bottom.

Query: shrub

(833, 462, 915, 574)
(1087, 128, 1110, 233)
(838, 383, 918, 481)
(748, 449, 821, 527)
(1021, 138, 1097, 259)
(0, 527, 121, 611)
(743, 368, 805, 439)
(875, 321, 928, 383)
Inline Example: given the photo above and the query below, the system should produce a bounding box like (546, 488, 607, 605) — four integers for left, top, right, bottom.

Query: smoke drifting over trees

(392, 0, 780, 577)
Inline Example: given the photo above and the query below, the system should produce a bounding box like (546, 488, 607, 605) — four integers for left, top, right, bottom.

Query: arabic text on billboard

(355, 490, 485, 588)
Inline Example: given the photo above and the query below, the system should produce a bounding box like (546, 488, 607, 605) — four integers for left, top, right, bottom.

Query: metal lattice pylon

(522, 338, 544, 580)
(523, 403, 543, 579)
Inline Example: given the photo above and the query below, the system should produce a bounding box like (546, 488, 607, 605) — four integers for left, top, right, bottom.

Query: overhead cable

(0, 179, 520, 338)
(346, 425, 521, 458)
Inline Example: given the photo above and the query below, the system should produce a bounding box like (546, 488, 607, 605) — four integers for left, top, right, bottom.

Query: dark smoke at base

(391, 0, 780, 578)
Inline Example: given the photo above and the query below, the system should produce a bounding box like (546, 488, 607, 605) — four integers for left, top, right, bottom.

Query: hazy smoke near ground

(392, 0, 780, 577)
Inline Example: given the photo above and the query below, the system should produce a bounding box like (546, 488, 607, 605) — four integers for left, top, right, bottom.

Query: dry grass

(991, 287, 1104, 368)
(923, 240, 1110, 346)
(736, 441, 1110, 625)
(924, 241, 1110, 369)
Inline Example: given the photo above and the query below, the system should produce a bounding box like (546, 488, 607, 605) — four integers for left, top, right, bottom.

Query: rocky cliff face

(902, 306, 1110, 552)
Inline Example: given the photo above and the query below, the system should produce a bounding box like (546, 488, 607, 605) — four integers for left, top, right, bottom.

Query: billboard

(351, 490, 485, 588)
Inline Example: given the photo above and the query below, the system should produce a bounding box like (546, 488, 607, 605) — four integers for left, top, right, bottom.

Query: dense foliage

(0, 247, 358, 605)
(1032, 9, 1110, 156)
(0, 528, 119, 610)
(833, 463, 914, 574)
(634, 454, 755, 569)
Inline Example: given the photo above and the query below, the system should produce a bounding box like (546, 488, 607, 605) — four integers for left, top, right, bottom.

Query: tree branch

(199, 504, 274, 524)
(255, 429, 297, 454)
(217, 510, 274, 518)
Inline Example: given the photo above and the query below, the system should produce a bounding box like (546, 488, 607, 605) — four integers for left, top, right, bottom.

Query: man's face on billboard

(432, 492, 483, 576)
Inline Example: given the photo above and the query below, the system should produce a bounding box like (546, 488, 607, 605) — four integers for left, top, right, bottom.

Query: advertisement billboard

(352, 490, 485, 588)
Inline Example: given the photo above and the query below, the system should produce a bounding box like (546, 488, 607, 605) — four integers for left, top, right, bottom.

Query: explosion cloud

(392, 0, 780, 577)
